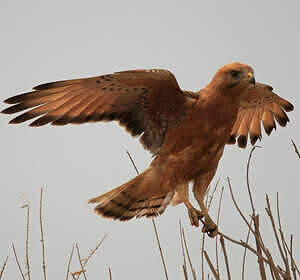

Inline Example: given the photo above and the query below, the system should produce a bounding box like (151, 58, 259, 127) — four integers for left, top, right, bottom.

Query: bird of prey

(2, 62, 294, 237)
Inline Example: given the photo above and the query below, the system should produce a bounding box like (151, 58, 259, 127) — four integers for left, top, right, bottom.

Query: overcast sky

(1, 0, 299, 279)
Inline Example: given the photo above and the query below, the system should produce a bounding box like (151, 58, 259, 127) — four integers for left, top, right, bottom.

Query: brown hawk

(2, 63, 294, 237)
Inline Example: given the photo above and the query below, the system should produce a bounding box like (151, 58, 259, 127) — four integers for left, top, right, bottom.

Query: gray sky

(1, 0, 299, 279)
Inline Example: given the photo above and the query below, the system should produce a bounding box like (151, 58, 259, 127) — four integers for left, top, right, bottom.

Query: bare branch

(179, 221, 187, 275)
(290, 235, 297, 280)
(246, 146, 261, 214)
(207, 178, 220, 210)
(203, 250, 220, 280)
(39, 188, 47, 280)
(12, 243, 26, 280)
(241, 218, 252, 280)
(253, 215, 267, 280)
(0, 256, 9, 280)
(126, 151, 139, 175)
(108, 267, 112, 280)
(291, 139, 300, 159)
(181, 227, 197, 280)
(276, 193, 291, 279)
(21, 194, 31, 280)
(75, 243, 88, 280)
(265, 195, 287, 267)
(65, 245, 74, 280)
(220, 235, 231, 280)
(152, 218, 169, 280)
(215, 186, 224, 278)
(227, 177, 255, 235)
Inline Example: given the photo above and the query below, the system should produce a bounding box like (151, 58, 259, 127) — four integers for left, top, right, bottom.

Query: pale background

(0, 0, 299, 279)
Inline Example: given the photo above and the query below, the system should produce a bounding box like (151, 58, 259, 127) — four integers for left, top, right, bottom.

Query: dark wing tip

(227, 135, 236, 144)
(282, 102, 294, 112)
(237, 135, 247, 148)
(33, 82, 57, 90)
(250, 134, 260, 145)
(263, 124, 275, 136)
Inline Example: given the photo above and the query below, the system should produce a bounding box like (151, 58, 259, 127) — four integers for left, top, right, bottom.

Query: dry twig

(108, 267, 112, 280)
(75, 244, 88, 280)
(21, 194, 31, 280)
(0, 256, 9, 280)
(241, 218, 253, 280)
(291, 139, 300, 159)
(152, 219, 169, 280)
(39, 188, 47, 280)
(219, 235, 231, 280)
(215, 186, 224, 278)
(65, 245, 74, 280)
(181, 226, 197, 280)
(203, 251, 220, 280)
(12, 243, 26, 280)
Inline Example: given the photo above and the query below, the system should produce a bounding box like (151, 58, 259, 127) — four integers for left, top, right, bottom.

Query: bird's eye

(231, 70, 240, 78)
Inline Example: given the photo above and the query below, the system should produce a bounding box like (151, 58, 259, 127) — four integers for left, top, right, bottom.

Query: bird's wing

(2, 69, 196, 154)
(227, 83, 294, 148)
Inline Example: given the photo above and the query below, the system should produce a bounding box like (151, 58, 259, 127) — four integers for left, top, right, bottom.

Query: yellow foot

(188, 207, 205, 227)
(202, 215, 218, 238)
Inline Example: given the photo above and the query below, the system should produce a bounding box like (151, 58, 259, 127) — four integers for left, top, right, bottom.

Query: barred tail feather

(88, 169, 174, 221)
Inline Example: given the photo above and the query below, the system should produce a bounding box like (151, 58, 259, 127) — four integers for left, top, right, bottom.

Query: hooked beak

(248, 72, 256, 85)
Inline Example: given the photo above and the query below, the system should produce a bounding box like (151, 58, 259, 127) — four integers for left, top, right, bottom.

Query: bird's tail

(88, 168, 174, 221)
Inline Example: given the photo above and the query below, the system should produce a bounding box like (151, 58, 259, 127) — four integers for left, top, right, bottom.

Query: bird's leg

(193, 172, 218, 238)
(175, 183, 203, 227)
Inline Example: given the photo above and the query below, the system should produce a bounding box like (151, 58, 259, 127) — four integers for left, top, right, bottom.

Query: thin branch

(182, 227, 197, 280)
(201, 232, 206, 280)
(264, 249, 281, 280)
(126, 151, 139, 175)
(241, 218, 253, 280)
(152, 219, 169, 280)
(246, 146, 260, 214)
(21, 194, 31, 280)
(291, 139, 300, 159)
(0, 256, 9, 280)
(265, 195, 286, 265)
(276, 193, 291, 279)
(227, 177, 255, 235)
(80, 234, 108, 269)
(25, 206, 31, 280)
(179, 221, 187, 276)
(290, 235, 297, 280)
(220, 233, 285, 278)
(182, 265, 189, 280)
(39, 188, 47, 280)
(203, 250, 220, 280)
(220, 235, 231, 280)
(108, 267, 112, 280)
(220, 233, 268, 265)
(215, 187, 224, 278)
(207, 178, 220, 210)
(280, 237, 300, 277)
(65, 245, 74, 280)
(253, 215, 267, 280)
(12, 243, 26, 280)
(73, 234, 108, 280)
(75, 243, 87, 280)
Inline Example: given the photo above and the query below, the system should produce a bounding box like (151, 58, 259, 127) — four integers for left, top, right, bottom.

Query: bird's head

(209, 62, 255, 94)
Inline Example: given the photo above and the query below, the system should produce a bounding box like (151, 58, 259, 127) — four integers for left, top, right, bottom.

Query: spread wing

(2, 69, 196, 154)
(227, 83, 294, 148)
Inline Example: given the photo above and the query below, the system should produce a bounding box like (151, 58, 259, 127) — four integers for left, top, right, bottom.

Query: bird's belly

(157, 133, 227, 182)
